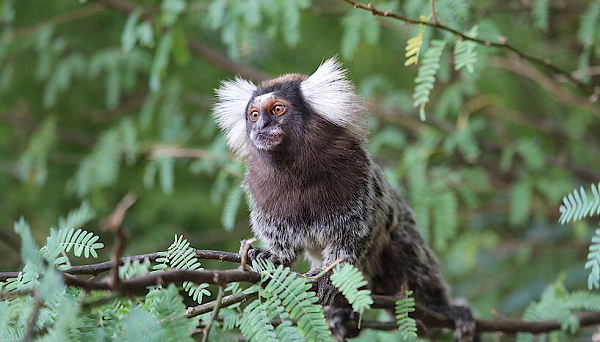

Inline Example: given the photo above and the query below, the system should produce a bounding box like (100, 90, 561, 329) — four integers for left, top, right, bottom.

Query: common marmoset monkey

(213, 58, 474, 341)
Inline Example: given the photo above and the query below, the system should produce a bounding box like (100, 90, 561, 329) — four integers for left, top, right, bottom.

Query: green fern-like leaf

(153, 235, 210, 304)
(16, 116, 57, 186)
(577, 0, 600, 46)
(433, 191, 458, 250)
(404, 16, 428, 66)
(453, 26, 478, 73)
(330, 264, 373, 316)
(239, 300, 278, 342)
(58, 201, 96, 231)
(257, 261, 331, 341)
(565, 290, 600, 311)
(395, 290, 418, 340)
(509, 177, 532, 226)
(14, 218, 44, 271)
(50, 227, 104, 258)
(413, 39, 446, 121)
(221, 184, 243, 231)
(145, 285, 199, 342)
(120, 306, 165, 342)
(2, 261, 41, 292)
(586, 228, 600, 290)
(559, 183, 600, 224)
(532, 0, 549, 31)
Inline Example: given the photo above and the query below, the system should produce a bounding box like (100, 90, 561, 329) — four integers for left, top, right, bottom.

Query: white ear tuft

(300, 57, 367, 137)
(213, 77, 256, 156)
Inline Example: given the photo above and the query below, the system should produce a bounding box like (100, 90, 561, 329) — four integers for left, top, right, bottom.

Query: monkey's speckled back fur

(213, 58, 473, 341)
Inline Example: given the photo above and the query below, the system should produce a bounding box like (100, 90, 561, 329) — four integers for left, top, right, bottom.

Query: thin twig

(187, 291, 257, 318)
(429, 0, 437, 25)
(22, 290, 41, 342)
(102, 192, 137, 291)
(341, 0, 596, 97)
(201, 286, 225, 342)
(311, 256, 348, 280)
(487, 56, 600, 118)
(239, 238, 257, 271)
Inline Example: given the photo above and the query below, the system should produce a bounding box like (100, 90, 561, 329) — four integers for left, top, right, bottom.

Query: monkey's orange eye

(249, 110, 259, 121)
(272, 104, 286, 116)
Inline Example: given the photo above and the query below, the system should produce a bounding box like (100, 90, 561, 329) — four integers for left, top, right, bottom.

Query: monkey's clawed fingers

(246, 247, 283, 266)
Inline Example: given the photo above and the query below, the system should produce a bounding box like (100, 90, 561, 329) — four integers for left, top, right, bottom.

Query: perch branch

(62, 268, 261, 292)
(341, 0, 597, 97)
(0, 249, 241, 281)
(4, 248, 600, 335)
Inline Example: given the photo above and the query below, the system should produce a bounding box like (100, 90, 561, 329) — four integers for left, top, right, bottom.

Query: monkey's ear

(300, 57, 367, 138)
(213, 77, 256, 156)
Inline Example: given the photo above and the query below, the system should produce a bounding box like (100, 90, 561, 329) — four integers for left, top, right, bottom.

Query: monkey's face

(214, 58, 366, 157)
(245, 83, 308, 152)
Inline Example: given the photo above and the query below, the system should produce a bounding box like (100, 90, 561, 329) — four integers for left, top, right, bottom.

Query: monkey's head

(213, 57, 366, 158)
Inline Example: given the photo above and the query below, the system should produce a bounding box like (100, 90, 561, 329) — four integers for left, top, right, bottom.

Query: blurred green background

(1, 0, 599, 328)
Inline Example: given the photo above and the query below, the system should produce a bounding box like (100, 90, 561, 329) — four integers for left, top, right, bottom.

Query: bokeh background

(1, 0, 600, 333)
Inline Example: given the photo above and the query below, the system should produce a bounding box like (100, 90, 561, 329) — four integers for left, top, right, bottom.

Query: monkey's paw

(244, 246, 282, 266)
(305, 269, 339, 306)
(449, 305, 475, 342)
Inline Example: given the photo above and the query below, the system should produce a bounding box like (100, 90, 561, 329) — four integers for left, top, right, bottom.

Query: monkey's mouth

(250, 129, 284, 150)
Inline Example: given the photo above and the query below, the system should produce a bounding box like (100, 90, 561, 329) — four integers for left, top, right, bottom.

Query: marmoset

(213, 58, 474, 341)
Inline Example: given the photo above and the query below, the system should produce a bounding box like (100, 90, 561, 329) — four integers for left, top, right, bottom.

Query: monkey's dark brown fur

(213, 58, 474, 341)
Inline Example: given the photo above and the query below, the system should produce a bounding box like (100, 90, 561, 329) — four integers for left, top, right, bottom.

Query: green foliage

(153, 235, 211, 304)
(585, 228, 600, 290)
(413, 39, 446, 121)
(252, 259, 331, 341)
(516, 280, 588, 341)
(239, 299, 279, 342)
(145, 285, 199, 342)
(404, 17, 427, 66)
(395, 290, 418, 340)
(341, 10, 380, 59)
(532, 0, 549, 31)
(330, 264, 373, 318)
(509, 177, 532, 226)
(453, 26, 478, 73)
(559, 183, 600, 224)
(578, 0, 600, 46)
(221, 184, 243, 231)
(16, 116, 57, 185)
(3, 0, 600, 340)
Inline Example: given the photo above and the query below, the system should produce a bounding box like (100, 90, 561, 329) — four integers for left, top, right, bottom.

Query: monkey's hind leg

(324, 301, 359, 342)
(442, 304, 476, 342)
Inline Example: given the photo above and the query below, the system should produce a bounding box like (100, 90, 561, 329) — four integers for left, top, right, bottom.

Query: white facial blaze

(253, 92, 274, 105)
(299, 57, 367, 138)
(212, 77, 256, 156)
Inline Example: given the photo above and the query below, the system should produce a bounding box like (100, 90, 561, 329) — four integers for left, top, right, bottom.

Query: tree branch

(341, 0, 598, 98)
(62, 268, 261, 293)
(0, 249, 241, 281)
